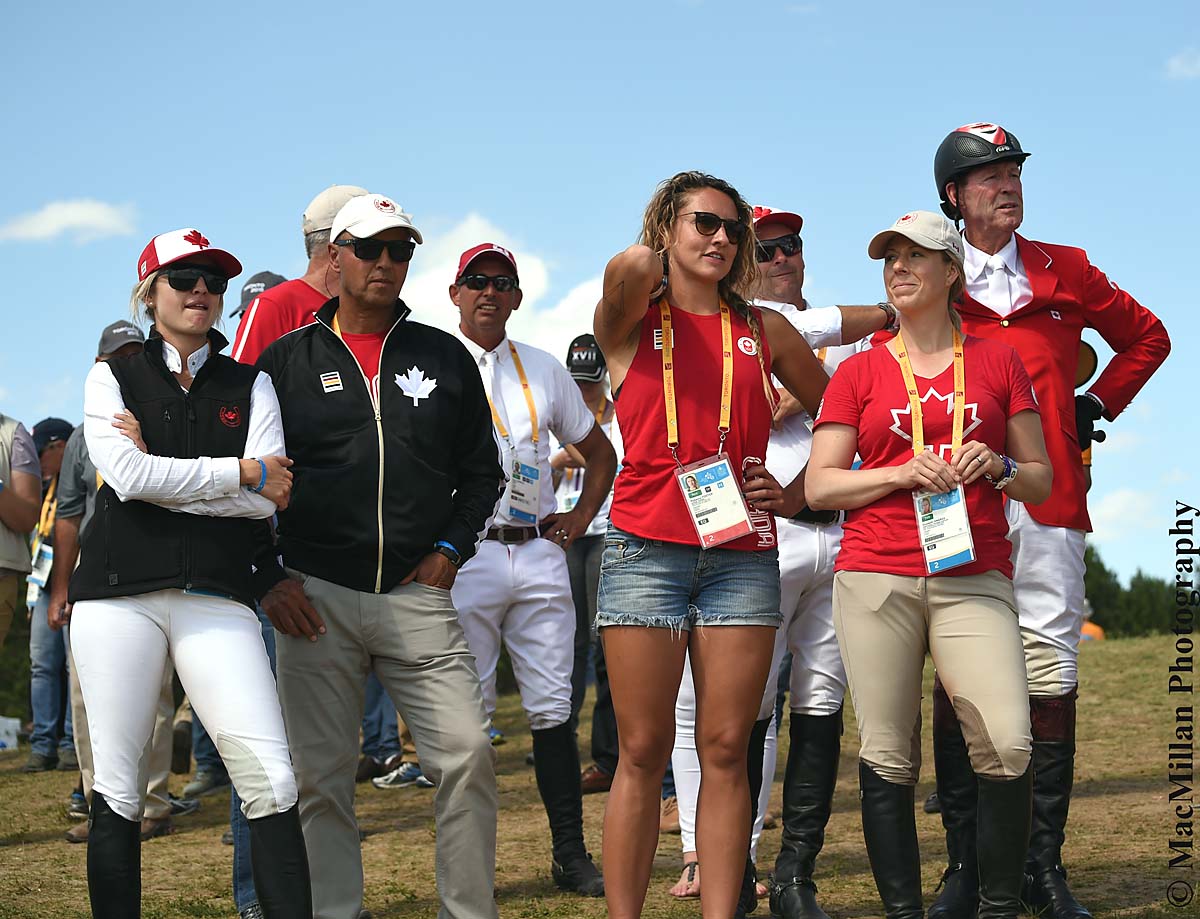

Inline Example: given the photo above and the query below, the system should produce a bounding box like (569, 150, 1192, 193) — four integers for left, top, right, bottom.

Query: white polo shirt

(757, 301, 859, 488)
(456, 332, 595, 528)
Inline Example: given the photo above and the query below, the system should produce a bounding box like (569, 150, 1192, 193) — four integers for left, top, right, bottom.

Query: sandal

(669, 860, 700, 898)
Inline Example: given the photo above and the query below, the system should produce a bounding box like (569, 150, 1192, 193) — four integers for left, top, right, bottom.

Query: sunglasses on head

(755, 233, 803, 263)
(335, 238, 416, 263)
(685, 211, 748, 243)
(164, 266, 229, 294)
(456, 274, 518, 292)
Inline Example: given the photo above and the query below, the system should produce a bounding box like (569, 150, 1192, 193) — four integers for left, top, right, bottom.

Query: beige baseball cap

(868, 210, 964, 265)
(331, 193, 423, 244)
(302, 184, 370, 235)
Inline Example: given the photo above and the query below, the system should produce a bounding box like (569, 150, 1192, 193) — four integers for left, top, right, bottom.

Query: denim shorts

(595, 525, 781, 633)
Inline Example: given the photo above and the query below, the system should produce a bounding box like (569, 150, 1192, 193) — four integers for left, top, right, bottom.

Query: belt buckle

(498, 527, 524, 545)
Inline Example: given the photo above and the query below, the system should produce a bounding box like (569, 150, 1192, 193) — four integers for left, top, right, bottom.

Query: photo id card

(914, 484, 976, 574)
(676, 453, 755, 549)
(506, 462, 541, 524)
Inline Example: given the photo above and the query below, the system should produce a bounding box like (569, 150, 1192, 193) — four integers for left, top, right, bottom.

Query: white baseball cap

(137, 228, 242, 282)
(302, 184, 370, 235)
(330, 194, 424, 245)
(868, 210, 964, 265)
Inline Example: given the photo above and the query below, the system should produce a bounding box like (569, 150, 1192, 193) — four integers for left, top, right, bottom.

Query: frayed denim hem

(595, 613, 692, 638)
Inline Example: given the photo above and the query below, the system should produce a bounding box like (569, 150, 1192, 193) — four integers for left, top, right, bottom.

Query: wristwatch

(0, 476, 5, 495)
(985, 455, 1019, 490)
(877, 301, 900, 332)
(434, 540, 462, 568)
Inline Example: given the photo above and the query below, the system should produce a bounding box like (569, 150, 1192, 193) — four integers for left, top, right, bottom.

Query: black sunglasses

(164, 266, 229, 294)
(755, 233, 803, 263)
(685, 211, 748, 243)
(456, 274, 519, 293)
(335, 238, 416, 263)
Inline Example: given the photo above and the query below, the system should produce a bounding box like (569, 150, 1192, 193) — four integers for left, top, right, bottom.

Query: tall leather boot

(976, 768, 1032, 919)
(859, 761, 924, 919)
(87, 791, 142, 919)
(532, 722, 603, 897)
(247, 804, 313, 918)
(929, 678, 980, 919)
(769, 710, 842, 919)
(1022, 690, 1091, 919)
(737, 716, 773, 918)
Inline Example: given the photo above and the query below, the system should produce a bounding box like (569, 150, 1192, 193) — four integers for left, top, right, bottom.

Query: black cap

(97, 320, 146, 358)
(565, 334, 606, 383)
(32, 418, 74, 455)
(934, 123, 1030, 220)
(234, 271, 288, 316)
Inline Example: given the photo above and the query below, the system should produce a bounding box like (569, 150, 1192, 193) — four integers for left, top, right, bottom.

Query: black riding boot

(976, 768, 1032, 919)
(247, 804, 313, 918)
(1022, 690, 1091, 919)
(859, 761, 924, 919)
(532, 722, 604, 897)
(769, 710, 841, 919)
(736, 715, 773, 917)
(929, 679, 980, 919)
(87, 791, 142, 919)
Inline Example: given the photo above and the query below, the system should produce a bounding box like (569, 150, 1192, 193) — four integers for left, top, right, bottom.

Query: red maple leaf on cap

(752, 206, 772, 221)
(184, 229, 210, 248)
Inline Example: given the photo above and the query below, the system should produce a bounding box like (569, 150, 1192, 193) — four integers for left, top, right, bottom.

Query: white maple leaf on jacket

(395, 366, 438, 406)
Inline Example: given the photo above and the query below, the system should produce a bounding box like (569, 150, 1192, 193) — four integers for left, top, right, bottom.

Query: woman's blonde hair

(129, 267, 225, 325)
(638, 171, 775, 410)
(943, 252, 964, 332)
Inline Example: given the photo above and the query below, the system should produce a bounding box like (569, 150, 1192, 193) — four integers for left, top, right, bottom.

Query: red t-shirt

(340, 330, 387, 405)
(231, 279, 327, 365)
(611, 304, 777, 551)
(815, 335, 1038, 578)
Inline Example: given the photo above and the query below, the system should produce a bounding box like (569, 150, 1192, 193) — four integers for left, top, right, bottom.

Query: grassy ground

(0, 635, 1187, 917)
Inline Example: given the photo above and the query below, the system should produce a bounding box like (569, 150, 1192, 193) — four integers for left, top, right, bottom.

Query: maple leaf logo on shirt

(395, 366, 437, 406)
(183, 229, 210, 248)
(888, 387, 981, 460)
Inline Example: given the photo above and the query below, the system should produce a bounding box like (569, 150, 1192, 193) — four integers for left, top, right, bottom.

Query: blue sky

(1, 1, 1195, 585)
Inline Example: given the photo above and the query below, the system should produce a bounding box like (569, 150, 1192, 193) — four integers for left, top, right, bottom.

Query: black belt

(788, 507, 840, 527)
(486, 524, 550, 544)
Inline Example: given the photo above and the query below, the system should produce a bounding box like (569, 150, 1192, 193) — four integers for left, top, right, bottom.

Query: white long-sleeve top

(82, 339, 284, 519)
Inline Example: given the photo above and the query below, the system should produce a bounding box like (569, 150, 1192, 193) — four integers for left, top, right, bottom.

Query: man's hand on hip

(402, 552, 457, 591)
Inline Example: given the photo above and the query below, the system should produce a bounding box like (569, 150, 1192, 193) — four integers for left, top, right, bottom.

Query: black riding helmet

(934, 123, 1030, 221)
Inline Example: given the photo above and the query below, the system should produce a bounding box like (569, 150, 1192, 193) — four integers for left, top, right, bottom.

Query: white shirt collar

(161, 339, 211, 377)
(963, 233, 1019, 283)
(455, 329, 510, 366)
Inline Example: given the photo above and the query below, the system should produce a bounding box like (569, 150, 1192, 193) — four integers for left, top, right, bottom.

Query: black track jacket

(252, 298, 503, 596)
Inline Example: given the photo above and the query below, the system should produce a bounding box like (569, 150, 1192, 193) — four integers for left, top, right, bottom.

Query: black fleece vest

(70, 340, 259, 608)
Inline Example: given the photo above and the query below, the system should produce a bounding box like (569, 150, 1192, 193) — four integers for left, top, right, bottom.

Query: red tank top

(611, 303, 776, 551)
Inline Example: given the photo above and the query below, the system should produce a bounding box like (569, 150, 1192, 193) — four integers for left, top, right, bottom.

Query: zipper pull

(162, 407, 171, 423)
(186, 396, 196, 422)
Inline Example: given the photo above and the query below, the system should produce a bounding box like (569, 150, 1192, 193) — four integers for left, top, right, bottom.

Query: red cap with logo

(751, 206, 804, 234)
(456, 243, 519, 283)
(137, 228, 242, 282)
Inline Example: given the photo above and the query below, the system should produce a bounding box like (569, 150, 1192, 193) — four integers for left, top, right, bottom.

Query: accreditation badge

(506, 462, 541, 524)
(676, 453, 755, 549)
(914, 484, 976, 574)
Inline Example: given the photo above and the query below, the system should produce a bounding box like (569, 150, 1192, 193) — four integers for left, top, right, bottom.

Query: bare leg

(690, 626, 776, 919)
(601, 626, 689, 919)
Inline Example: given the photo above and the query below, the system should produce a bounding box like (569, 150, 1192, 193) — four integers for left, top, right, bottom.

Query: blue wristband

(248, 459, 268, 494)
(435, 540, 459, 555)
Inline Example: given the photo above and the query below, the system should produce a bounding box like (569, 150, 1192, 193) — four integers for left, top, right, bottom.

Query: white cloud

(402, 213, 597, 363)
(0, 199, 136, 244)
(1095, 429, 1141, 453)
(1166, 48, 1200, 80)
(1089, 487, 1157, 543)
(1161, 467, 1190, 486)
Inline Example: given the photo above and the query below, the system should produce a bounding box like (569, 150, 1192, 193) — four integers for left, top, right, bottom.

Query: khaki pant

(833, 569, 1031, 785)
(277, 572, 498, 919)
(69, 639, 175, 820)
(0, 574, 17, 648)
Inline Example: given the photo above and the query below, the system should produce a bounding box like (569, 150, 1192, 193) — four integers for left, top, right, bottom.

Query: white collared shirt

(757, 300, 859, 488)
(963, 234, 1033, 316)
(456, 331, 595, 527)
(83, 340, 285, 518)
